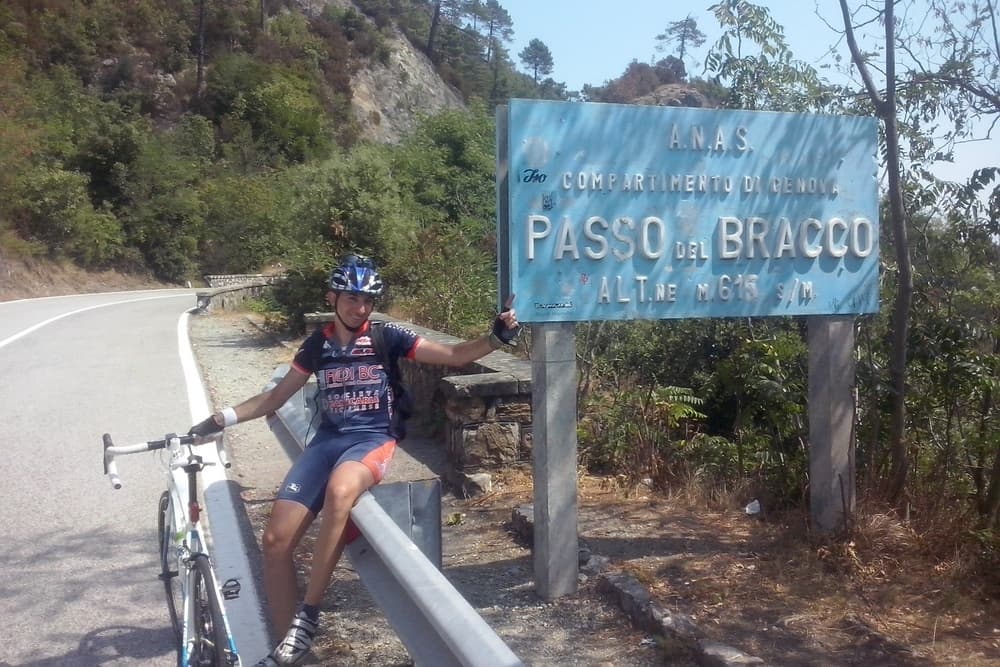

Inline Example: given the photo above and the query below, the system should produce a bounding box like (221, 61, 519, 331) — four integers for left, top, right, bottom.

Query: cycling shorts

(276, 429, 396, 515)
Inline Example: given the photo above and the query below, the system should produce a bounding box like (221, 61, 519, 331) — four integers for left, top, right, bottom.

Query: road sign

(498, 100, 879, 323)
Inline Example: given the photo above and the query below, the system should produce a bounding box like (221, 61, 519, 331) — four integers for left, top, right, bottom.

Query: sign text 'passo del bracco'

(498, 100, 879, 323)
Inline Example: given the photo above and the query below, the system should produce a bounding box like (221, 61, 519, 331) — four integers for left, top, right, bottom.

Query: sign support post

(531, 322, 579, 599)
(807, 316, 856, 532)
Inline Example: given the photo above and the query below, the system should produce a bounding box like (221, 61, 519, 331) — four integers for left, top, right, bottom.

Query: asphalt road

(0, 291, 267, 666)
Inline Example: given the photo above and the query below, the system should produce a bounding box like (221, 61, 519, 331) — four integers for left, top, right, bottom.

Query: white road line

(5, 291, 270, 660)
(0, 288, 191, 306)
(0, 292, 190, 349)
(178, 310, 271, 661)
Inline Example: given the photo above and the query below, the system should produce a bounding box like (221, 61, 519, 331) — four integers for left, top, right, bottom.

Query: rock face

(298, 0, 466, 143)
(350, 31, 466, 143)
(632, 83, 710, 108)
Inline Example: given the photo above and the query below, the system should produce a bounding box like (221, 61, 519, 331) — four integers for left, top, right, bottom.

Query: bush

(241, 75, 331, 163)
(279, 147, 416, 260)
(202, 53, 271, 120)
(579, 384, 707, 485)
(268, 254, 332, 334)
(200, 173, 288, 273)
(12, 164, 124, 266)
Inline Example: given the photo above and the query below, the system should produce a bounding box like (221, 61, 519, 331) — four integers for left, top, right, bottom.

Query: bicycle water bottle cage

(221, 578, 241, 600)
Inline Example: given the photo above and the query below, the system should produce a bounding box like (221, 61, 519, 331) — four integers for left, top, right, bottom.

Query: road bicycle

(103, 432, 243, 667)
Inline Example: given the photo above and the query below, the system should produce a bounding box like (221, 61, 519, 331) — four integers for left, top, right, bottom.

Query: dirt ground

(0, 253, 173, 301)
(443, 465, 1000, 667)
(7, 259, 1000, 666)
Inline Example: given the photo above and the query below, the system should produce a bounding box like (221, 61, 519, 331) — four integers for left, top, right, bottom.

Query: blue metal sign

(498, 100, 879, 323)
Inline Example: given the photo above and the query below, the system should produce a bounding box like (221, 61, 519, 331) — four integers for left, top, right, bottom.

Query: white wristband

(221, 407, 239, 428)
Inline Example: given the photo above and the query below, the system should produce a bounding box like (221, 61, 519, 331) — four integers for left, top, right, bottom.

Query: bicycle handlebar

(102, 432, 232, 489)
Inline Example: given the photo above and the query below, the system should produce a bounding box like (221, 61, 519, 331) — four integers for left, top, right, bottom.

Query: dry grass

(0, 252, 171, 301)
(492, 466, 1000, 666)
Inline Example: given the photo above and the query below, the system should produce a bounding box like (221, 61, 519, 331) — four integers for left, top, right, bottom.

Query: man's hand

(189, 414, 223, 437)
(491, 294, 521, 346)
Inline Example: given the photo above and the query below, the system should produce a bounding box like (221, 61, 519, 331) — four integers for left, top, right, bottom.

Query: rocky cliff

(299, 0, 466, 143)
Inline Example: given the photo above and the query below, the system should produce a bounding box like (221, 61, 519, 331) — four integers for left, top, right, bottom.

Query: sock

(300, 603, 320, 623)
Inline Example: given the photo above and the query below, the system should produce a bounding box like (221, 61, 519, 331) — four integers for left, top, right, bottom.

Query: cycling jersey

(291, 320, 420, 439)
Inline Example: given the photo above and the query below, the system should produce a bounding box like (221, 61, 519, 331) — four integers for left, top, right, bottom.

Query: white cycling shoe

(259, 610, 319, 666)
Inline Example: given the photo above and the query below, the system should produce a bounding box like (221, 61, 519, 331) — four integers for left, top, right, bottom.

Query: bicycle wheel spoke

(189, 555, 232, 666)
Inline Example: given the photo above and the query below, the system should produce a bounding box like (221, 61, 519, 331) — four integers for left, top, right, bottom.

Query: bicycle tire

(158, 490, 182, 643)
(187, 554, 232, 667)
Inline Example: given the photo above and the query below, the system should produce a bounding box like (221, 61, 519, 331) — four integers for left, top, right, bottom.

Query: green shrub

(202, 53, 271, 120)
(241, 75, 331, 163)
(12, 164, 124, 266)
(579, 385, 706, 483)
(268, 254, 331, 334)
(200, 173, 288, 273)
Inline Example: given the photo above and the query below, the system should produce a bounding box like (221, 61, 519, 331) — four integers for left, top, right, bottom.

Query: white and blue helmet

(328, 254, 385, 296)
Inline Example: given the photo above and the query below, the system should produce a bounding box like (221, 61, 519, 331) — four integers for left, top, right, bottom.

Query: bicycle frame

(104, 433, 242, 667)
(168, 439, 242, 667)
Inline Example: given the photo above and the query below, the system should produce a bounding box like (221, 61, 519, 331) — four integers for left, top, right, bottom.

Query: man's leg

(261, 500, 315, 634)
(266, 461, 374, 665)
(303, 460, 375, 605)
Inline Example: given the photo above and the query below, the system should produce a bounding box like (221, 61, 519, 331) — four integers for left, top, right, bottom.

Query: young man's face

(330, 291, 375, 327)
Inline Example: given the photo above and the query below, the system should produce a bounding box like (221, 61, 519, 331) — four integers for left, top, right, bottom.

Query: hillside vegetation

(2, 0, 1000, 605)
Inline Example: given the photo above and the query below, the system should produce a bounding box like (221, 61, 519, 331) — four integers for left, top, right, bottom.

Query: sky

(500, 0, 998, 185)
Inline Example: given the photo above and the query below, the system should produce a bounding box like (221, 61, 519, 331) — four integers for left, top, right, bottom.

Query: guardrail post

(369, 480, 442, 569)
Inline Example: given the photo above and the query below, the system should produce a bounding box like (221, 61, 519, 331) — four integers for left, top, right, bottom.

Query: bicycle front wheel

(187, 554, 233, 667)
(158, 490, 182, 643)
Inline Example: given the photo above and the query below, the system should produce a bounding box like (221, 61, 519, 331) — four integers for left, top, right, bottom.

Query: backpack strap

(369, 321, 400, 389)
(370, 320, 413, 438)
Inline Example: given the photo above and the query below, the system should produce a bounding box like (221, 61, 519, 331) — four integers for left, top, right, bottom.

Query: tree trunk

(880, 0, 913, 505)
(982, 428, 1000, 529)
(982, 439, 1000, 529)
(196, 0, 206, 101)
(838, 0, 913, 505)
(427, 1, 441, 60)
(979, 340, 998, 527)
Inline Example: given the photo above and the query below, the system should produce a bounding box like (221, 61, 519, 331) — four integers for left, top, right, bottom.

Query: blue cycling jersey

(291, 320, 420, 439)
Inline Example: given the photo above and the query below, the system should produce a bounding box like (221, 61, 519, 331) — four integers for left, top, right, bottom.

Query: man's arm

(412, 334, 498, 367)
(190, 365, 311, 435)
(412, 296, 520, 368)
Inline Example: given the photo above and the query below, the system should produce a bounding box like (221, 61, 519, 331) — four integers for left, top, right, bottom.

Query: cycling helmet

(328, 253, 385, 296)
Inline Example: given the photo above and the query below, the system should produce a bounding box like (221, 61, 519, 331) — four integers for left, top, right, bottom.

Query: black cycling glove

(189, 415, 222, 437)
(491, 309, 521, 347)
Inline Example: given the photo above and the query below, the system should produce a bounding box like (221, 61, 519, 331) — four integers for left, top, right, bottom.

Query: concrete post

(531, 322, 578, 599)
(807, 316, 856, 533)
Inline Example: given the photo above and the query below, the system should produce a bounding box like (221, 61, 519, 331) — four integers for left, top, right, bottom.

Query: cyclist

(189, 253, 520, 667)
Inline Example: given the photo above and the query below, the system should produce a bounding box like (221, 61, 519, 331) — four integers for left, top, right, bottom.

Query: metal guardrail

(264, 366, 525, 667)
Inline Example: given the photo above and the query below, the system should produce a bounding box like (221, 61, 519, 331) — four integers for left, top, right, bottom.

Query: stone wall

(203, 274, 282, 287)
(196, 283, 270, 311)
